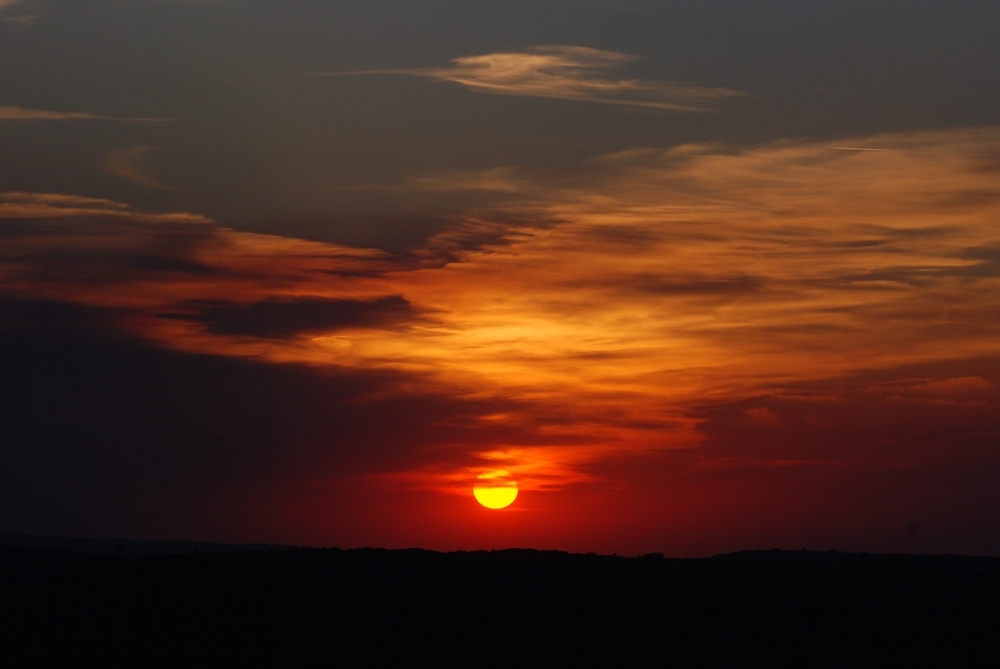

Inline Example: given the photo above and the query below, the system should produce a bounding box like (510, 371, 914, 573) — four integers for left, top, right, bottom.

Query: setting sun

(473, 470, 518, 509)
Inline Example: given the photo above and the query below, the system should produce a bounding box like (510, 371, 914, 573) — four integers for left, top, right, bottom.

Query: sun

(473, 469, 518, 509)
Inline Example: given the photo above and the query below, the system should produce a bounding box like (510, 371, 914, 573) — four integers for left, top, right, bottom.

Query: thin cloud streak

(348, 167, 523, 194)
(321, 46, 742, 111)
(0, 106, 171, 122)
(0, 191, 204, 222)
(102, 146, 175, 190)
(0, 0, 33, 22)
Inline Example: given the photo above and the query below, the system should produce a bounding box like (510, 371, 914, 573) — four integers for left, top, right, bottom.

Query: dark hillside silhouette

(2, 543, 999, 667)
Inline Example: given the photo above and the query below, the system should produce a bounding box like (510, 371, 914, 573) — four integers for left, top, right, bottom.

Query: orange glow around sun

(4, 127, 1000, 526)
(473, 470, 518, 509)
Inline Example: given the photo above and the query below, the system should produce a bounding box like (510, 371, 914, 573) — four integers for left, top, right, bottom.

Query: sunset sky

(3, 1, 1000, 556)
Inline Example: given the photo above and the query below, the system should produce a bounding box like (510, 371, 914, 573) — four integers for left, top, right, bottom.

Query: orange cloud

(4, 127, 1000, 496)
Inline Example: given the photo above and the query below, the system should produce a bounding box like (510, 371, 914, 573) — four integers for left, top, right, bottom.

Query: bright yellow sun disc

(473, 469, 518, 509)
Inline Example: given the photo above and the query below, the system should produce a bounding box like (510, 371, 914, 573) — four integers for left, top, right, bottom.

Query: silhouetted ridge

(1, 543, 998, 667)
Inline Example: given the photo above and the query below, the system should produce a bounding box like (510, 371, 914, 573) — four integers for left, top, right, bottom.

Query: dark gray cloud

(0, 297, 130, 339)
(164, 295, 418, 338)
(0, 213, 221, 285)
(833, 243, 1000, 286)
(3, 1, 998, 239)
(0, 328, 535, 540)
(956, 245, 1000, 278)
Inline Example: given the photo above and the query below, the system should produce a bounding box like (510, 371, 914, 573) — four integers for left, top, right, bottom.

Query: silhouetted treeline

(2, 545, 998, 667)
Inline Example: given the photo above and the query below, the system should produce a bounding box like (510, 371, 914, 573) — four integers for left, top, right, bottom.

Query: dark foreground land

(2, 542, 999, 667)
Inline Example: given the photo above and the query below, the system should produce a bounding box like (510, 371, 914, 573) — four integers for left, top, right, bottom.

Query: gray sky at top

(2, 0, 998, 249)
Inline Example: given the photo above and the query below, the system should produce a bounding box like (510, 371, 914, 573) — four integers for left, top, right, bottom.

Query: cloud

(164, 296, 418, 338)
(0, 191, 130, 210)
(350, 167, 523, 194)
(0, 191, 408, 356)
(0, 0, 31, 17)
(696, 360, 1000, 461)
(5, 126, 1000, 551)
(3, 127, 1000, 506)
(744, 407, 780, 427)
(863, 376, 996, 401)
(118, 0, 230, 5)
(323, 46, 742, 111)
(0, 14, 35, 25)
(0, 191, 206, 222)
(408, 167, 522, 193)
(0, 106, 170, 122)
(0, 325, 543, 544)
(102, 145, 175, 190)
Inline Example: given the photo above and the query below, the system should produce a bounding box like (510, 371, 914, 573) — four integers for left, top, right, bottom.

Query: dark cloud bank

(0, 302, 531, 541)
(162, 295, 416, 338)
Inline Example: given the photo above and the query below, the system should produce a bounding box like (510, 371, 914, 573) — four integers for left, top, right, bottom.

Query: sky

(2, 0, 1000, 556)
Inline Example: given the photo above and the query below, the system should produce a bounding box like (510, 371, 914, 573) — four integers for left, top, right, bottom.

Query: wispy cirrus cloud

(0, 191, 204, 222)
(350, 167, 524, 195)
(0, 1, 37, 26)
(102, 145, 175, 190)
(321, 46, 742, 111)
(0, 106, 171, 122)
